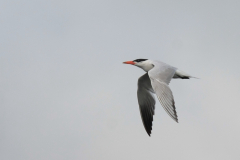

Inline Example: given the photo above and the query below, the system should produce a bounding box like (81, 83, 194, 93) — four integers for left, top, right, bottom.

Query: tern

(123, 59, 196, 136)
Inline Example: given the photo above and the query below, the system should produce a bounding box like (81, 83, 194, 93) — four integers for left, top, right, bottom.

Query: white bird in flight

(123, 59, 197, 136)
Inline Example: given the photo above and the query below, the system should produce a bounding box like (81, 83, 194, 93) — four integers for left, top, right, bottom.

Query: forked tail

(173, 69, 199, 79)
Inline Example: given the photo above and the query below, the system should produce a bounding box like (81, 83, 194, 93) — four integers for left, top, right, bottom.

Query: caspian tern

(123, 59, 196, 136)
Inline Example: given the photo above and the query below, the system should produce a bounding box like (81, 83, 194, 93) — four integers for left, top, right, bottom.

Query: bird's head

(123, 59, 154, 72)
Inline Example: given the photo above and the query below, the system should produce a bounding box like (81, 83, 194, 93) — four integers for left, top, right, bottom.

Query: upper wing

(148, 61, 178, 122)
(137, 73, 156, 136)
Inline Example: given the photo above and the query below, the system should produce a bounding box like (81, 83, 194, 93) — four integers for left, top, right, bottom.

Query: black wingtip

(147, 132, 151, 137)
(175, 118, 179, 123)
(181, 77, 190, 79)
(145, 127, 152, 137)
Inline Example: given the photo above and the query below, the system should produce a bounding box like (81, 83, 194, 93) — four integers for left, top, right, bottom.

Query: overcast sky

(1, 0, 240, 160)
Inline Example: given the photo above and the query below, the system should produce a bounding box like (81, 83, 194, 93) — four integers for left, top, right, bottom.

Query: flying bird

(123, 59, 196, 136)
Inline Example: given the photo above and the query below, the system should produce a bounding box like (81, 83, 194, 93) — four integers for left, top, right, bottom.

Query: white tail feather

(174, 69, 199, 79)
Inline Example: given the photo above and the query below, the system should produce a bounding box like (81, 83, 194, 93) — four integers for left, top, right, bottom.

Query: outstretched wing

(137, 73, 156, 136)
(148, 61, 178, 122)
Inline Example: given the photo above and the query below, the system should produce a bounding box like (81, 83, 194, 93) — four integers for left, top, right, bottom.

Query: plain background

(1, 0, 240, 159)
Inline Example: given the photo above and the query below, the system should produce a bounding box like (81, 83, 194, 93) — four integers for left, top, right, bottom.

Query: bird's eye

(133, 59, 147, 62)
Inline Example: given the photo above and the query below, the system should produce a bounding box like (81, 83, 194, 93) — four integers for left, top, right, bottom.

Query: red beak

(123, 61, 135, 65)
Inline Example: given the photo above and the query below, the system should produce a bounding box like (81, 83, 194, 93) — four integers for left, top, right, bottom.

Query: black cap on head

(133, 59, 148, 62)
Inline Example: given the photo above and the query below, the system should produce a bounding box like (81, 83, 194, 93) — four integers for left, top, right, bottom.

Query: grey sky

(1, 0, 240, 159)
